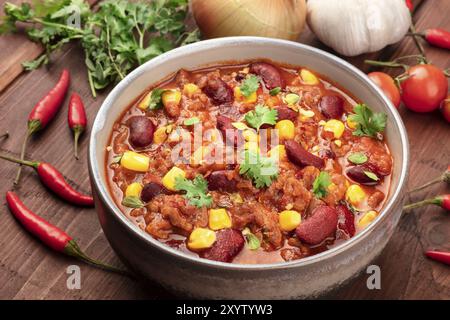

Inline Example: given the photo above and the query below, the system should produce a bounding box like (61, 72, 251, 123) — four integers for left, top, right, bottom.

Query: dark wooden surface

(0, 0, 448, 300)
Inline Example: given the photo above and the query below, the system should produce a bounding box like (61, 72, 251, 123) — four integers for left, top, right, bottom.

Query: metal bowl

(88, 37, 409, 299)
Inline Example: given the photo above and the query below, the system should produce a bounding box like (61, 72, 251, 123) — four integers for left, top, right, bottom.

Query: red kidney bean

(250, 62, 284, 89)
(216, 115, 238, 145)
(285, 140, 324, 169)
(336, 204, 355, 237)
(141, 182, 167, 202)
(319, 148, 336, 160)
(127, 116, 155, 149)
(346, 165, 380, 186)
(318, 95, 344, 119)
(296, 206, 338, 245)
(200, 229, 244, 262)
(276, 106, 298, 121)
(207, 170, 238, 192)
(203, 78, 234, 105)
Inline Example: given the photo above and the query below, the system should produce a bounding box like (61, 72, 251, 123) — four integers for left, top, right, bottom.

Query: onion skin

(192, 0, 307, 41)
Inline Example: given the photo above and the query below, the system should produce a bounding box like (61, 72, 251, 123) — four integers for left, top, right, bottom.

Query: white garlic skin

(307, 0, 412, 56)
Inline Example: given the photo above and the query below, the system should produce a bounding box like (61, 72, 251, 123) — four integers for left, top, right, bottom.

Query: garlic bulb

(191, 0, 307, 41)
(307, 0, 411, 56)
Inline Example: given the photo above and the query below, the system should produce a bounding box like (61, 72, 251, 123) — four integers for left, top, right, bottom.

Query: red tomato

(401, 64, 448, 113)
(441, 96, 450, 123)
(368, 72, 401, 108)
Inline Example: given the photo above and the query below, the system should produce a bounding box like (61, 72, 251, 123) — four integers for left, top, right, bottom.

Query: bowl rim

(89, 36, 409, 271)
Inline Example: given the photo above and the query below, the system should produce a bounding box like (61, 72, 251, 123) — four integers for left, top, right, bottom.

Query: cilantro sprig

(312, 171, 332, 198)
(244, 104, 278, 130)
(0, 0, 199, 97)
(239, 150, 279, 188)
(348, 104, 387, 138)
(240, 75, 260, 97)
(175, 175, 212, 208)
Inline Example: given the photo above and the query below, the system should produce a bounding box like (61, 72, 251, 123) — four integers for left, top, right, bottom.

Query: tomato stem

(409, 24, 428, 62)
(365, 60, 409, 71)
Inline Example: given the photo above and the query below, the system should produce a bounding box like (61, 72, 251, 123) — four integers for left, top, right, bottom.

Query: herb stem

(32, 18, 83, 34)
(105, 19, 125, 80)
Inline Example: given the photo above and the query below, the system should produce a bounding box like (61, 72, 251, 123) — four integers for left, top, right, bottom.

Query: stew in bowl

(106, 60, 392, 264)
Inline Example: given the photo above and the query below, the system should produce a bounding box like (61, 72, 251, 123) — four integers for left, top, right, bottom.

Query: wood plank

(0, 0, 448, 299)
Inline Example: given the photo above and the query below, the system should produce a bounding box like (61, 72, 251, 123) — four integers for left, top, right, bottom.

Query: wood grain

(0, 0, 448, 300)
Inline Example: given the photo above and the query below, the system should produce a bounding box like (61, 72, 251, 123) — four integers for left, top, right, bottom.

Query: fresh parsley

(348, 104, 387, 138)
(312, 171, 332, 198)
(244, 104, 278, 130)
(0, 0, 200, 97)
(183, 117, 200, 126)
(174, 175, 212, 208)
(147, 89, 166, 110)
(122, 196, 144, 208)
(347, 152, 368, 165)
(242, 228, 260, 250)
(240, 75, 260, 97)
(269, 87, 281, 96)
(239, 150, 279, 188)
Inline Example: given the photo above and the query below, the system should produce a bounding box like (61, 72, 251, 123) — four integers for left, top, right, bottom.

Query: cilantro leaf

(244, 104, 278, 130)
(147, 89, 166, 110)
(269, 87, 281, 96)
(348, 104, 387, 138)
(122, 196, 144, 208)
(175, 175, 212, 208)
(239, 150, 279, 188)
(183, 117, 200, 126)
(242, 228, 260, 250)
(347, 152, 368, 165)
(312, 171, 332, 198)
(240, 74, 260, 97)
(364, 171, 379, 181)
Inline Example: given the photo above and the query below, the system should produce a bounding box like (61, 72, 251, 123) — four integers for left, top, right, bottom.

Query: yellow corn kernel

(230, 193, 243, 204)
(120, 151, 150, 172)
(242, 129, 258, 142)
(346, 117, 357, 129)
(324, 119, 345, 139)
(279, 210, 301, 232)
(231, 122, 249, 130)
(268, 145, 287, 160)
(137, 91, 152, 110)
(275, 120, 295, 140)
(234, 87, 257, 103)
(358, 210, 378, 229)
(125, 182, 143, 198)
(153, 126, 171, 144)
(162, 166, 186, 191)
(191, 146, 211, 165)
(187, 228, 216, 250)
(209, 208, 232, 231)
(183, 83, 199, 97)
(319, 120, 326, 126)
(334, 139, 342, 147)
(244, 141, 260, 153)
(300, 69, 319, 85)
(162, 90, 181, 107)
(346, 184, 366, 206)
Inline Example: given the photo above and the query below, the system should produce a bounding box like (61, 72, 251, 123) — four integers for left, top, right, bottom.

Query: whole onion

(191, 0, 307, 41)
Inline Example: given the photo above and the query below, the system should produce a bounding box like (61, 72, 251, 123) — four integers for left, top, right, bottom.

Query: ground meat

(175, 69, 191, 87)
(368, 190, 385, 209)
(352, 137, 392, 176)
(323, 173, 347, 205)
(145, 213, 172, 239)
(301, 166, 320, 190)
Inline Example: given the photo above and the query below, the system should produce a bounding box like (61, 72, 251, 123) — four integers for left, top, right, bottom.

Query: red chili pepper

(5, 191, 130, 276)
(422, 28, 450, 50)
(0, 154, 94, 206)
(404, 194, 450, 211)
(409, 165, 450, 193)
(15, 69, 70, 185)
(405, 0, 413, 12)
(425, 250, 450, 266)
(68, 93, 87, 160)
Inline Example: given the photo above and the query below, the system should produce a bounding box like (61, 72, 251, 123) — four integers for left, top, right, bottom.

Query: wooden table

(0, 0, 448, 300)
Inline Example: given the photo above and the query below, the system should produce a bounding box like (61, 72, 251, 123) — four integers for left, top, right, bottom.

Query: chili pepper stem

(15, 121, 40, 185)
(73, 129, 82, 160)
(0, 153, 39, 168)
(64, 240, 132, 278)
(403, 198, 439, 211)
(408, 177, 443, 193)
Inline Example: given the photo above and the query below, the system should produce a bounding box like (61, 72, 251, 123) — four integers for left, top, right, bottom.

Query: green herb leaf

(183, 117, 200, 126)
(312, 171, 332, 198)
(175, 175, 213, 208)
(364, 171, 379, 181)
(244, 104, 278, 131)
(348, 104, 387, 138)
(122, 196, 144, 208)
(240, 75, 260, 97)
(347, 152, 368, 165)
(147, 89, 166, 110)
(242, 228, 260, 250)
(239, 150, 279, 188)
(269, 87, 281, 96)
